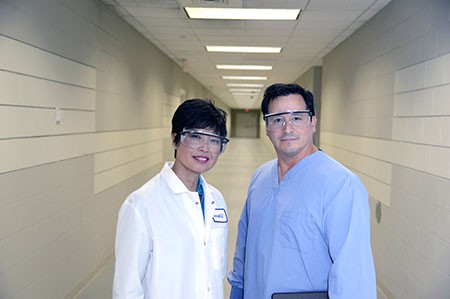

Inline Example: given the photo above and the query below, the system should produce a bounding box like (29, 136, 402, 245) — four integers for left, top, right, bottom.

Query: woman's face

(171, 128, 222, 180)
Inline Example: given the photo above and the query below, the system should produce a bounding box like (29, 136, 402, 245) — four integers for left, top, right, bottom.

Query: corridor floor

(203, 137, 276, 298)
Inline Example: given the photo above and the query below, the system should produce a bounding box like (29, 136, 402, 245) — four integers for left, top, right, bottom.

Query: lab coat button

(207, 287, 211, 291)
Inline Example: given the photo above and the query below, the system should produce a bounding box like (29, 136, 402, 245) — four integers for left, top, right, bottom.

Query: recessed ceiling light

(185, 7, 300, 21)
(223, 76, 267, 80)
(217, 65, 273, 70)
(227, 83, 264, 87)
(207, 46, 281, 53)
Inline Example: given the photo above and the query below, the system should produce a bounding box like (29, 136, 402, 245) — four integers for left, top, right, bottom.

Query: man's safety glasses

(180, 129, 229, 154)
(263, 110, 312, 131)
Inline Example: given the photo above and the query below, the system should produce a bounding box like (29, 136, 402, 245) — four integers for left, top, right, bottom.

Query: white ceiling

(101, 0, 392, 109)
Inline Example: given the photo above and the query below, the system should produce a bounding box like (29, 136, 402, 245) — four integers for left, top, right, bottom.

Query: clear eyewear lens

(265, 111, 311, 131)
(180, 131, 228, 153)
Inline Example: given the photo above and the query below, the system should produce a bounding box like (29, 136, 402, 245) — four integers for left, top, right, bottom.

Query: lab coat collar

(161, 162, 217, 230)
(161, 162, 212, 197)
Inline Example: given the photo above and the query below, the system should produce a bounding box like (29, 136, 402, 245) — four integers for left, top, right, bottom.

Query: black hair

(171, 98, 228, 153)
(261, 83, 315, 117)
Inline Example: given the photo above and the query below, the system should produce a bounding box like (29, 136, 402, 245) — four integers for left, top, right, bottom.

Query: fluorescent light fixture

(229, 88, 261, 92)
(227, 83, 264, 87)
(232, 93, 257, 96)
(185, 7, 300, 21)
(217, 64, 272, 70)
(223, 76, 267, 80)
(207, 46, 281, 53)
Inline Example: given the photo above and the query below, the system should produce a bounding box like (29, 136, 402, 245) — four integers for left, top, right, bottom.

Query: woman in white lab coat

(113, 99, 229, 299)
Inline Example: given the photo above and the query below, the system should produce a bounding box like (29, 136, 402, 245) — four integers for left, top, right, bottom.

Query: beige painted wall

(319, 0, 450, 298)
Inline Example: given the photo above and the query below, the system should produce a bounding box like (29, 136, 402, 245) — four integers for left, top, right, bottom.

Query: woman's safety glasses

(180, 129, 229, 154)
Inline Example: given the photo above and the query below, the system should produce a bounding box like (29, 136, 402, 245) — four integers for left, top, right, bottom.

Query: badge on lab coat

(213, 208, 228, 223)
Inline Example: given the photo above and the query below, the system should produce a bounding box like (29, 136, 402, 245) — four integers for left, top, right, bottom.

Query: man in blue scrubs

(228, 83, 376, 299)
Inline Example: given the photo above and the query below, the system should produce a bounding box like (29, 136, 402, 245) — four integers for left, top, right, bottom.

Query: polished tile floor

(204, 137, 276, 298)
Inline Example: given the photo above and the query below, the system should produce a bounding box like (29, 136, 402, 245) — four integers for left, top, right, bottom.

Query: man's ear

(311, 116, 317, 133)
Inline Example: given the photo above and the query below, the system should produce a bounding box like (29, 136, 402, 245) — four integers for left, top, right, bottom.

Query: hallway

(3, 1, 450, 297)
(203, 137, 276, 297)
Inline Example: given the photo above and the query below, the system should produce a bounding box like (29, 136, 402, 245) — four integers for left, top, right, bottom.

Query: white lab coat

(113, 162, 228, 299)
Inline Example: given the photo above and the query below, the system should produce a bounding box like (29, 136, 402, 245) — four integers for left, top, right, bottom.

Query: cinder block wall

(0, 0, 229, 298)
(319, 0, 450, 298)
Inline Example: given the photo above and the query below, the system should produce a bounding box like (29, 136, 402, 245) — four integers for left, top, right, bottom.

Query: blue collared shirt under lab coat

(228, 150, 376, 299)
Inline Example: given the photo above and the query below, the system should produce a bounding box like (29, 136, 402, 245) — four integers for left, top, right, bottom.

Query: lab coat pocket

(210, 228, 227, 270)
(279, 211, 315, 253)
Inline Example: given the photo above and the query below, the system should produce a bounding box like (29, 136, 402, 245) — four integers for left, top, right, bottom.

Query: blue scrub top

(228, 150, 376, 299)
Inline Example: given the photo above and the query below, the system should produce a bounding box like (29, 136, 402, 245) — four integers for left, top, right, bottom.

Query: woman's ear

(171, 133, 178, 149)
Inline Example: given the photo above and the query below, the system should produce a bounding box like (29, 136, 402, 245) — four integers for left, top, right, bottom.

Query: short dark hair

(171, 98, 228, 146)
(261, 83, 315, 117)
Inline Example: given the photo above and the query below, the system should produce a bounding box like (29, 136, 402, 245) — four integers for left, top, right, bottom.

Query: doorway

(231, 109, 260, 138)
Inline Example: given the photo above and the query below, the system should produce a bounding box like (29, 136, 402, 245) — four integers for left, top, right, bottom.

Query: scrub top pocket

(279, 211, 315, 253)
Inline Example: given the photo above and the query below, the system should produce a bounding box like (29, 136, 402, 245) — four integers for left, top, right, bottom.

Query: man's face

(265, 94, 316, 160)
